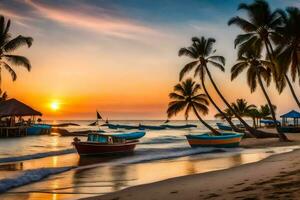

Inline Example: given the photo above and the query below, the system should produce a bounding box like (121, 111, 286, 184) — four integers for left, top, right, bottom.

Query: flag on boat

(96, 111, 102, 120)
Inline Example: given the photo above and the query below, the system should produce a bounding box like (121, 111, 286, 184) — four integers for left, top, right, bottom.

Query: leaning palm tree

(179, 36, 264, 136)
(0, 15, 33, 89)
(167, 78, 220, 135)
(228, 0, 300, 109)
(274, 7, 300, 107)
(231, 50, 288, 141)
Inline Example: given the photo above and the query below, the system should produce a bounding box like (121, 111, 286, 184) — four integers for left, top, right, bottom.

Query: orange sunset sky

(1, 0, 300, 120)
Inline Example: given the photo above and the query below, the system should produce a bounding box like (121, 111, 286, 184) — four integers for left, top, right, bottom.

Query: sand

(83, 132, 300, 200)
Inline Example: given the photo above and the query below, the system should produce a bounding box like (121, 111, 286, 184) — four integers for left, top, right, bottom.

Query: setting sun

(50, 101, 60, 111)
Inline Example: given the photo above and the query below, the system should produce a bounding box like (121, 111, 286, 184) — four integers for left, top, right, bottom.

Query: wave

(0, 149, 76, 164)
(119, 147, 228, 164)
(0, 167, 73, 193)
(77, 147, 236, 171)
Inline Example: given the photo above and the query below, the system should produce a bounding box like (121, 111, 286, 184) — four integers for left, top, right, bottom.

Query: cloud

(22, 0, 161, 40)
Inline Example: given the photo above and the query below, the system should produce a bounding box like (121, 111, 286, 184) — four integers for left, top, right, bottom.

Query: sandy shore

(83, 132, 300, 200)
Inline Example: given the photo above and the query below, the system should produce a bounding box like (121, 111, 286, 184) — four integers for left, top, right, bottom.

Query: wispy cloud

(22, 0, 161, 39)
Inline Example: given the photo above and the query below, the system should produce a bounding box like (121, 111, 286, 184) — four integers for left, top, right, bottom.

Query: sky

(0, 0, 299, 120)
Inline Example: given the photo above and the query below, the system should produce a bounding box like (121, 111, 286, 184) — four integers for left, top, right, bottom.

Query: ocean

(0, 120, 298, 200)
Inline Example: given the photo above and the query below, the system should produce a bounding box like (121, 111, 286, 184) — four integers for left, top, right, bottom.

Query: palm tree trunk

(203, 65, 274, 138)
(257, 73, 288, 141)
(252, 117, 256, 128)
(285, 74, 300, 108)
(266, 40, 300, 109)
(200, 75, 243, 133)
(192, 104, 221, 135)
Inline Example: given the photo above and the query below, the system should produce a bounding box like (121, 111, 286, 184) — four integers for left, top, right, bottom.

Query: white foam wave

(0, 149, 76, 164)
(0, 167, 73, 193)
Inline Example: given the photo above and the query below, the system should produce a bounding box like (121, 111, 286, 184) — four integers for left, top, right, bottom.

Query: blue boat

(107, 124, 139, 130)
(161, 124, 197, 129)
(216, 123, 233, 131)
(110, 132, 146, 140)
(27, 124, 52, 135)
(186, 132, 243, 148)
(139, 125, 166, 130)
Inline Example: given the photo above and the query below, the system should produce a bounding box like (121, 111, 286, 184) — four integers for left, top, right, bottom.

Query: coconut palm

(231, 99, 257, 118)
(0, 15, 33, 89)
(167, 78, 220, 135)
(179, 36, 264, 136)
(274, 7, 300, 107)
(228, 0, 300, 109)
(247, 108, 261, 128)
(231, 50, 288, 141)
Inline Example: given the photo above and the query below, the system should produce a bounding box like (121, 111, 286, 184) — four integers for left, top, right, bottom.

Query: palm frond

(169, 92, 185, 100)
(4, 35, 33, 52)
(207, 60, 225, 72)
(228, 16, 256, 32)
(234, 33, 254, 48)
(178, 48, 197, 59)
(193, 102, 209, 115)
(4, 55, 31, 71)
(167, 101, 187, 118)
(207, 55, 225, 66)
(1, 62, 17, 81)
(231, 62, 247, 81)
(179, 61, 198, 81)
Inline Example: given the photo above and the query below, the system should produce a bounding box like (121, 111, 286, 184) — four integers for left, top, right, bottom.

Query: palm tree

(274, 7, 300, 107)
(231, 50, 288, 141)
(231, 99, 257, 118)
(228, 0, 300, 109)
(167, 78, 220, 135)
(0, 15, 33, 89)
(179, 36, 264, 136)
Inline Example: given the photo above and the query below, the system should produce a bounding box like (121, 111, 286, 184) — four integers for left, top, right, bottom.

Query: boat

(139, 125, 166, 130)
(73, 133, 139, 156)
(27, 124, 52, 135)
(111, 132, 145, 140)
(107, 124, 139, 130)
(186, 132, 243, 148)
(216, 123, 233, 131)
(161, 124, 197, 129)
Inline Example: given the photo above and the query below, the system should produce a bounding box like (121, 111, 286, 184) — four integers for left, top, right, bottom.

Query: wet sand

(83, 132, 300, 200)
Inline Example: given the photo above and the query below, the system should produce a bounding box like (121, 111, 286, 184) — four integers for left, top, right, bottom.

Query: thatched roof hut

(0, 98, 42, 117)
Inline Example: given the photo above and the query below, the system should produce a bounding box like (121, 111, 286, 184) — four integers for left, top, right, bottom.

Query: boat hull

(73, 140, 138, 156)
(186, 133, 243, 148)
(216, 123, 233, 131)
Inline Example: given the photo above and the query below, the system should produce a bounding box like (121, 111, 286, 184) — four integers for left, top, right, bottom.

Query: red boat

(73, 133, 139, 156)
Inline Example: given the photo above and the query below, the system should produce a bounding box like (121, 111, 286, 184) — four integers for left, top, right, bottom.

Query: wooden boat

(73, 133, 139, 156)
(186, 132, 243, 148)
(161, 124, 197, 129)
(107, 124, 139, 130)
(139, 124, 166, 130)
(112, 132, 145, 140)
(216, 123, 233, 131)
(27, 124, 52, 135)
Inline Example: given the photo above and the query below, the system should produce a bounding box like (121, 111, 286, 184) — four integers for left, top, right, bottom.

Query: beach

(0, 121, 300, 200)
(83, 138, 300, 200)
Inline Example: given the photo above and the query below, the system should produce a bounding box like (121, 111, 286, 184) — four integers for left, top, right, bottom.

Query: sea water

(0, 120, 298, 200)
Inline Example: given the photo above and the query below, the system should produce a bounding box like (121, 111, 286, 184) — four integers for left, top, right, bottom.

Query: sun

(50, 101, 60, 111)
